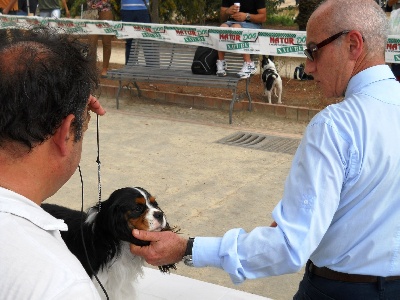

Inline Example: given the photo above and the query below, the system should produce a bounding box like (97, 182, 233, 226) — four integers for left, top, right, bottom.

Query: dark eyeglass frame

(304, 30, 350, 61)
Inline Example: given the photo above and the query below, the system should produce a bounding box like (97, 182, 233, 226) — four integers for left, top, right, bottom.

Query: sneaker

(237, 61, 256, 78)
(216, 60, 227, 77)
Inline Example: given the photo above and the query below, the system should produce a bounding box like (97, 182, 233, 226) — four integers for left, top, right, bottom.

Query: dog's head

(261, 55, 277, 72)
(87, 187, 167, 246)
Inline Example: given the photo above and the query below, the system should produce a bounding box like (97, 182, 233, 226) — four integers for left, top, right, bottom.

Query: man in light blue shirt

(130, 0, 400, 298)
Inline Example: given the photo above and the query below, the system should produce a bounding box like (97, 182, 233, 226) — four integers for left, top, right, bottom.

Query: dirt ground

(100, 61, 342, 111)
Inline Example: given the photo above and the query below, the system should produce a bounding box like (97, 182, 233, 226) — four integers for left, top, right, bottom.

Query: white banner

(1, 15, 399, 62)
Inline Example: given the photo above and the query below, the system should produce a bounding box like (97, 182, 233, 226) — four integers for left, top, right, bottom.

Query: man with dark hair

(0, 27, 105, 299)
(130, 1, 400, 298)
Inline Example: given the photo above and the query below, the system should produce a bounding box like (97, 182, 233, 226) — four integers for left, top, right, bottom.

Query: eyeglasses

(304, 30, 350, 61)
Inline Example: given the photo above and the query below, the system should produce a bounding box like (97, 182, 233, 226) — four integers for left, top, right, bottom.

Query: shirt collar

(345, 64, 396, 97)
(0, 187, 68, 231)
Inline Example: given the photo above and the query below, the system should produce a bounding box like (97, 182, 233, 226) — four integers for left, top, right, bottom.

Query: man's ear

(348, 30, 364, 60)
(52, 114, 75, 156)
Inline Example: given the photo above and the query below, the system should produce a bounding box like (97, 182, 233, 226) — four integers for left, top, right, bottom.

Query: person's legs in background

(88, 33, 99, 67)
(216, 23, 230, 77)
(38, 9, 60, 18)
(120, 9, 151, 64)
(38, 10, 51, 17)
(87, 10, 114, 77)
(99, 10, 114, 77)
(216, 21, 258, 78)
(51, 9, 61, 18)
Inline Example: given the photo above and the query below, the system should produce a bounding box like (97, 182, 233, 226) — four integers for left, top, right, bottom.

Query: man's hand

(88, 95, 106, 116)
(231, 12, 246, 22)
(130, 229, 187, 266)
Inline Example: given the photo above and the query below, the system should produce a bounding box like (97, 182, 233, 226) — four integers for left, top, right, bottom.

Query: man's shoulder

(0, 218, 99, 299)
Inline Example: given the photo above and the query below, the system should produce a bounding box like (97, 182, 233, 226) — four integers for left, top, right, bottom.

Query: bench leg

(116, 80, 122, 109)
(133, 81, 142, 97)
(229, 88, 238, 124)
(246, 78, 252, 112)
(116, 80, 143, 109)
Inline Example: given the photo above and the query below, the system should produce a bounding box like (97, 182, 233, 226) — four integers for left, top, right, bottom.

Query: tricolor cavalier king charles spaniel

(42, 187, 175, 300)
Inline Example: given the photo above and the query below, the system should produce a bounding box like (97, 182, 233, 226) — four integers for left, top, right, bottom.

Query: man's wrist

(246, 13, 251, 21)
(182, 237, 195, 266)
(184, 237, 194, 256)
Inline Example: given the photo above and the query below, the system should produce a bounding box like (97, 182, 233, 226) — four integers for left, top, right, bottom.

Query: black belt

(309, 261, 400, 283)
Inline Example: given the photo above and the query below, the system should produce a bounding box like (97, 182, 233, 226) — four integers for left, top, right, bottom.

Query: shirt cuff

(192, 236, 223, 268)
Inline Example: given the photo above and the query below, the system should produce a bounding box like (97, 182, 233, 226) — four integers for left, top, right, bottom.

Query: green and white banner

(1, 15, 399, 62)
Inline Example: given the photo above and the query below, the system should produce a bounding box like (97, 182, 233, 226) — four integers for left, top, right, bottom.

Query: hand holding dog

(130, 229, 187, 266)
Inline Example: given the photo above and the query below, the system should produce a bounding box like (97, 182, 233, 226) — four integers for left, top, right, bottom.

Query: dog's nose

(153, 211, 164, 221)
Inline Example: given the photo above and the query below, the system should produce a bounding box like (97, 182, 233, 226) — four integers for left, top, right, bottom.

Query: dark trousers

(120, 9, 151, 64)
(293, 261, 400, 300)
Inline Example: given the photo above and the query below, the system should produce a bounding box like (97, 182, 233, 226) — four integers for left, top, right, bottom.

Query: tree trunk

(150, 0, 159, 23)
(295, 0, 323, 31)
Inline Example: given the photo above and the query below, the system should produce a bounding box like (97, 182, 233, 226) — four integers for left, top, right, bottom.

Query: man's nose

(304, 59, 316, 74)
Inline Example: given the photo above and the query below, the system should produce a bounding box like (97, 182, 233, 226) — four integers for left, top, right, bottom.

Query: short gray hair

(317, 0, 388, 57)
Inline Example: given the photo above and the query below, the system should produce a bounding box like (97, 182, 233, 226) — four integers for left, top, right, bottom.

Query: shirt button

(304, 200, 308, 205)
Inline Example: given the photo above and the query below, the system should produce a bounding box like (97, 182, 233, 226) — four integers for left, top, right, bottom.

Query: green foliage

(110, 0, 121, 20)
(267, 14, 295, 26)
(265, 0, 283, 18)
(266, 4, 297, 26)
(69, 0, 86, 18)
(171, 0, 220, 24)
(66, 0, 294, 26)
(158, 0, 177, 23)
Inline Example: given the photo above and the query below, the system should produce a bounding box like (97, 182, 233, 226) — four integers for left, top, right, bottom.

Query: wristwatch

(182, 237, 195, 267)
(246, 13, 251, 21)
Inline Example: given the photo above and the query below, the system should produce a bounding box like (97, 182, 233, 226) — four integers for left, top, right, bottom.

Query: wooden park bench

(106, 39, 259, 124)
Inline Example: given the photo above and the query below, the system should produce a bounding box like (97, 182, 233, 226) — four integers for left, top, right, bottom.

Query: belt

(309, 261, 400, 283)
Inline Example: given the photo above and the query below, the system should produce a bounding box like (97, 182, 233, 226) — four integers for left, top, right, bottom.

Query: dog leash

(78, 113, 109, 300)
(96, 114, 102, 210)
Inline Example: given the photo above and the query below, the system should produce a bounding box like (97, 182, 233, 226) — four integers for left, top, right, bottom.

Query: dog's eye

(133, 206, 143, 212)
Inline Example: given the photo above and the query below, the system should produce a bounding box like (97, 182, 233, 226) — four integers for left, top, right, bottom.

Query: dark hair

(0, 27, 99, 151)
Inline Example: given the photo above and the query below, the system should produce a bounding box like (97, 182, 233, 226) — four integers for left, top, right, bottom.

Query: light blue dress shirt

(193, 65, 400, 284)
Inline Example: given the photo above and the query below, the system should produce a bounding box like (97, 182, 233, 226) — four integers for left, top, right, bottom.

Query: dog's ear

(268, 55, 275, 62)
(261, 55, 267, 64)
(86, 206, 100, 224)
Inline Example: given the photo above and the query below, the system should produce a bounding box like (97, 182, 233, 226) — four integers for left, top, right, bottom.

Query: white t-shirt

(0, 187, 101, 300)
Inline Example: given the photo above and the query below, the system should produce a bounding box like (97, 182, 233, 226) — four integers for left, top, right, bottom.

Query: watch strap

(183, 238, 195, 267)
(184, 237, 194, 256)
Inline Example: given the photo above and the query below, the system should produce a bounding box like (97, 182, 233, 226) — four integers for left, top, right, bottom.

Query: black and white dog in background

(42, 187, 175, 300)
(261, 55, 282, 104)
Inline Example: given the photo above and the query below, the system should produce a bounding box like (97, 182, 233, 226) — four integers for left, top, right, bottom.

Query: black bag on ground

(191, 46, 218, 75)
(294, 63, 314, 80)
